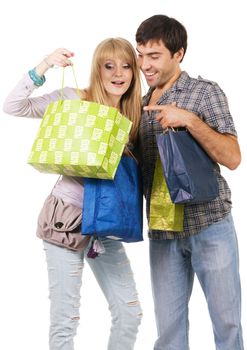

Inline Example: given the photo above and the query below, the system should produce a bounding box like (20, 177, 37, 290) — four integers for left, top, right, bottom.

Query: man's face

(136, 40, 181, 89)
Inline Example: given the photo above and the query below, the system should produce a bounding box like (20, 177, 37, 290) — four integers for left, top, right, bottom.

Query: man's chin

(145, 77, 159, 88)
(147, 81, 158, 88)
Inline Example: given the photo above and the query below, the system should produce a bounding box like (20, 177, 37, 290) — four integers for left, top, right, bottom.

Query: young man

(136, 14, 244, 350)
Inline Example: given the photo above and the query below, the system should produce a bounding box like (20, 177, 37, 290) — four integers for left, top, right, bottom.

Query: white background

(0, 0, 246, 349)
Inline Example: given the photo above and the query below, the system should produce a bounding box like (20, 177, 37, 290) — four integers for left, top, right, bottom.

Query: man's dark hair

(136, 14, 187, 61)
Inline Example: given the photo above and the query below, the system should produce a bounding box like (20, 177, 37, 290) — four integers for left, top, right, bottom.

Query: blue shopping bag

(82, 155, 143, 242)
(156, 128, 219, 204)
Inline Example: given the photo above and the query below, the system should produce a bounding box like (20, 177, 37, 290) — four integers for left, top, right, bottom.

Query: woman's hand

(35, 48, 74, 77)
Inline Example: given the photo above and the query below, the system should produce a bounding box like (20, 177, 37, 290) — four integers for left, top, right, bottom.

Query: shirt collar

(143, 71, 190, 105)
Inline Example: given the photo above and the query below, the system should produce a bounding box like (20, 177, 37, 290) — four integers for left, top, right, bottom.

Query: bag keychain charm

(87, 235, 105, 259)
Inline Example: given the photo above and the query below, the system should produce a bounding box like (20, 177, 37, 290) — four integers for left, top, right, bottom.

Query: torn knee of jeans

(71, 315, 80, 321)
(127, 299, 143, 318)
(127, 300, 140, 307)
(69, 270, 83, 277)
(69, 262, 84, 277)
(137, 311, 143, 319)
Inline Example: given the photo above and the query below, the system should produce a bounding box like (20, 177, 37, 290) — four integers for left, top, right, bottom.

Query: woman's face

(100, 57, 133, 107)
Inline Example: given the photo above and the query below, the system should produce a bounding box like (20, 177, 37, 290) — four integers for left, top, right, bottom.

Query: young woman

(3, 38, 142, 350)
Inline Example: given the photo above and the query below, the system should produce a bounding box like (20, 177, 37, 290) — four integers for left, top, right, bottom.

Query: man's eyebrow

(136, 49, 162, 56)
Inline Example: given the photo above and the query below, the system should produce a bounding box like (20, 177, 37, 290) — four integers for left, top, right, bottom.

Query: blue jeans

(150, 214, 244, 350)
(43, 238, 142, 350)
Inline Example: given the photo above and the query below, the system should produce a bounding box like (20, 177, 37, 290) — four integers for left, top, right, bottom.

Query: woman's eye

(123, 63, 131, 69)
(104, 63, 114, 69)
(104, 62, 131, 70)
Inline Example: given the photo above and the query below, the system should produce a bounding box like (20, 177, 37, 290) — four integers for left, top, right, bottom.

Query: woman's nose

(114, 65, 123, 76)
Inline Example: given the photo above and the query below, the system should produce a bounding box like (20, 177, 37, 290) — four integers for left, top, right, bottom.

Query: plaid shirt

(138, 71, 237, 240)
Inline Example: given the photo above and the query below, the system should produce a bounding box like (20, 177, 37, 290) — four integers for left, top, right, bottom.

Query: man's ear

(175, 48, 185, 63)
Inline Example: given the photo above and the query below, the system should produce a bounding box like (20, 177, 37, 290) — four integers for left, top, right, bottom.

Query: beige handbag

(36, 194, 90, 251)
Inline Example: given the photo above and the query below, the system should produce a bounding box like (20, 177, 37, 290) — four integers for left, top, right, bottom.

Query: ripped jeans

(43, 238, 142, 350)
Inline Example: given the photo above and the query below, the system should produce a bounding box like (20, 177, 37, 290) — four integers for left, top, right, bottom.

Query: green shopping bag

(27, 67, 132, 179)
(28, 100, 132, 180)
(149, 157, 184, 231)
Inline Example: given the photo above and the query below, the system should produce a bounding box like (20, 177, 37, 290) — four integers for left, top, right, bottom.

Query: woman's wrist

(35, 59, 51, 77)
(43, 55, 54, 68)
(28, 67, 46, 87)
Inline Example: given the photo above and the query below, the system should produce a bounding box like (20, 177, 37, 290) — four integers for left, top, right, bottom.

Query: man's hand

(144, 103, 194, 129)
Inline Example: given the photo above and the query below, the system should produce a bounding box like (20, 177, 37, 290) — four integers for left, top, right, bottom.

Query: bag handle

(60, 65, 81, 101)
(59, 66, 138, 164)
(124, 146, 138, 163)
(163, 127, 187, 134)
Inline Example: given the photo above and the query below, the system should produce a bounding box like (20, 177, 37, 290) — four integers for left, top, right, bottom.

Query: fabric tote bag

(28, 67, 132, 179)
(82, 155, 143, 242)
(156, 128, 219, 204)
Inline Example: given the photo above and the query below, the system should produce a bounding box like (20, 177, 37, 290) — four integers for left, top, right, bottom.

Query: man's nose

(138, 56, 150, 71)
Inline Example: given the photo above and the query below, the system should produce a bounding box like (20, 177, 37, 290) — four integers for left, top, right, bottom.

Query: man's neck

(149, 70, 181, 105)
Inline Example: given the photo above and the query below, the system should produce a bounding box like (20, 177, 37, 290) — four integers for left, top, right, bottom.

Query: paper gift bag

(156, 128, 219, 203)
(27, 100, 132, 179)
(149, 157, 184, 232)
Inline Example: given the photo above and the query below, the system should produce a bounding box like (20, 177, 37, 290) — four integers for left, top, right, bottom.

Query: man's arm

(186, 112, 241, 170)
(143, 104, 241, 170)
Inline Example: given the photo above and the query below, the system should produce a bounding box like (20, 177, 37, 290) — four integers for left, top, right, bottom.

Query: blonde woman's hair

(83, 38, 142, 143)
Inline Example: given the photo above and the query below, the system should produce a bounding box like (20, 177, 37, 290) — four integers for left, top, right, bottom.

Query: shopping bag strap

(124, 146, 138, 163)
(163, 127, 187, 134)
(60, 65, 81, 101)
